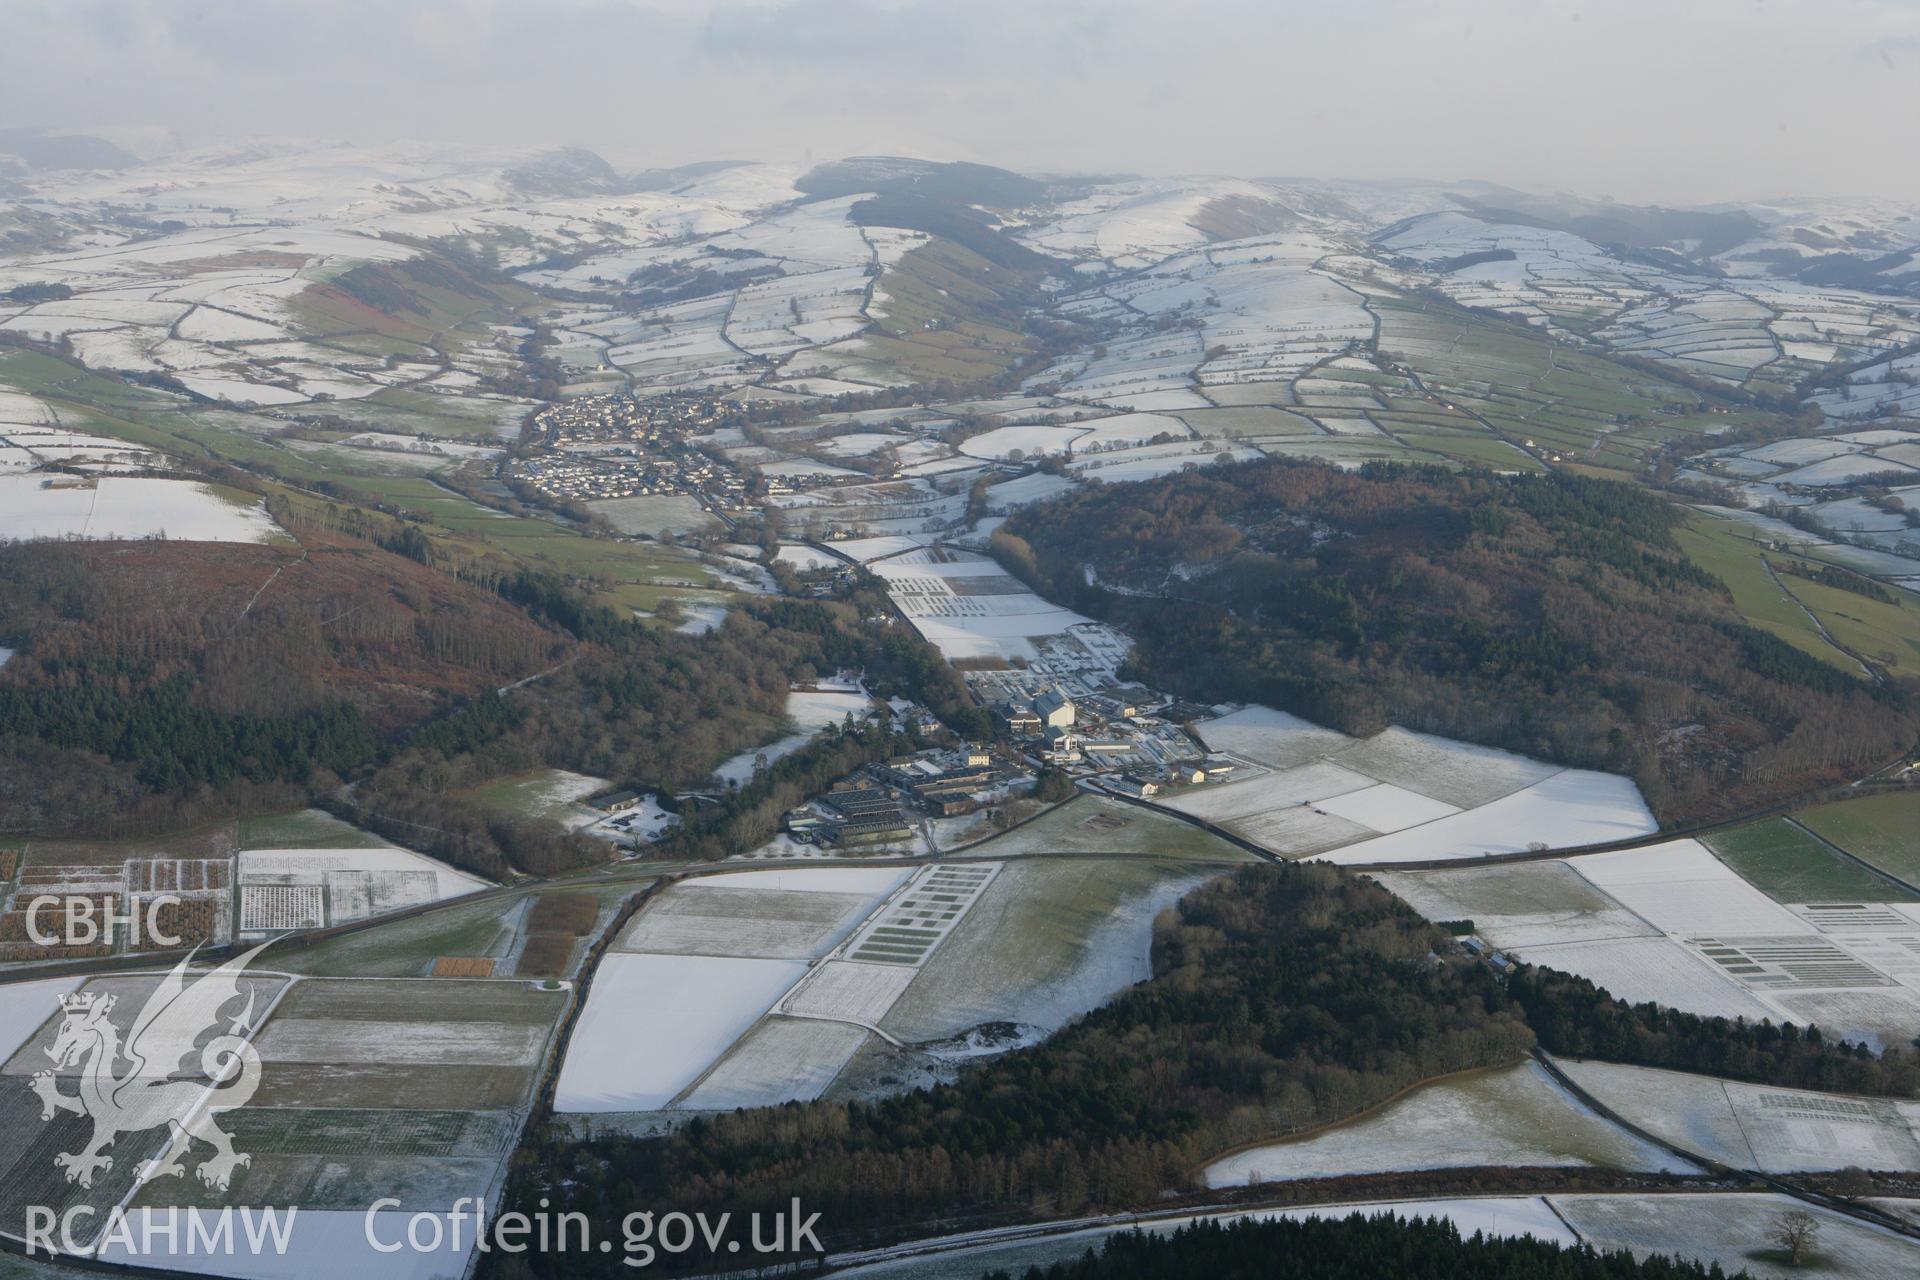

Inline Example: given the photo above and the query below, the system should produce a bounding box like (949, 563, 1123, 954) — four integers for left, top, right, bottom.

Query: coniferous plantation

(995, 458, 1918, 824)
(981, 1216, 1753, 1280)
(1510, 965, 1920, 1094)
(492, 862, 1908, 1275)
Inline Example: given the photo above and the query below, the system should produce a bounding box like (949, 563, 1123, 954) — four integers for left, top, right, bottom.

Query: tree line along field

(942, 1207, 1918, 1280)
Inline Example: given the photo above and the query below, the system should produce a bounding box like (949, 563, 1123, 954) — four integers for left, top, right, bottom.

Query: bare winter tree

(1767, 1208, 1819, 1265)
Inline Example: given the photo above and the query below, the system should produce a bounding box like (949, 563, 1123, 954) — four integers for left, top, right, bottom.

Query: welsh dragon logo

(31, 944, 270, 1192)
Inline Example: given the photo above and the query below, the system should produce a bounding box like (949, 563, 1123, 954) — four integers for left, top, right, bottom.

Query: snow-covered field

(1517, 935, 1782, 1021)
(614, 884, 879, 961)
(879, 860, 1214, 1044)
(680, 1017, 871, 1110)
(1159, 705, 1654, 864)
(775, 542, 845, 571)
(712, 686, 872, 786)
(1554, 1192, 1920, 1279)
(0, 975, 83, 1062)
(1572, 840, 1814, 937)
(1558, 1059, 1920, 1174)
(0, 476, 281, 543)
(99, 1207, 480, 1280)
(871, 550, 1106, 664)
(1383, 834, 1920, 1036)
(1374, 860, 1660, 950)
(557, 866, 915, 1111)
(1317, 769, 1655, 865)
(782, 958, 920, 1025)
(695, 866, 910, 895)
(957, 425, 1088, 461)
(554, 952, 807, 1111)
(1204, 1061, 1693, 1187)
(236, 847, 485, 898)
(236, 846, 487, 931)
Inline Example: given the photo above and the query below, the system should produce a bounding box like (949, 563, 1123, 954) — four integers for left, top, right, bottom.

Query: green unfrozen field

(266, 893, 529, 977)
(1779, 573, 1920, 679)
(1673, 514, 1863, 675)
(1393, 427, 1545, 471)
(461, 767, 607, 822)
(226, 1106, 515, 1158)
(237, 808, 393, 850)
(252, 1061, 543, 1112)
(269, 878, 637, 978)
(971, 794, 1259, 861)
(1704, 819, 1917, 903)
(20, 821, 237, 864)
(269, 975, 564, 1025)
(1253, 435, 1416, 465)
(273, 476, 718, 595)
(1795, 792, 1920, 887)
(284, 437, 475, 475)
(1371, 294, 1714, 458)
(1174, 406, 1319, 438)
(312, 384, 527, 441)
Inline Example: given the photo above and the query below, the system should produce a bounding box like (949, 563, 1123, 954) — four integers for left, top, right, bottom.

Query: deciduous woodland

(0, 533, 972, 876)
(995, 458, 1917, 823)
(492, 862, 1910, 1272)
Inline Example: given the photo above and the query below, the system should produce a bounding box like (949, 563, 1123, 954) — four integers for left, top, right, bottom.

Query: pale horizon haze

(3, 0, 1919, 206)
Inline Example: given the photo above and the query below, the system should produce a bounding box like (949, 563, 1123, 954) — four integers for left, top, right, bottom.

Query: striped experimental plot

(1691, 936, 1895, 990)
(843, 864, 1000, 966)
(778, 863, 1004, 1034)
(1793, 903, 1919, 931)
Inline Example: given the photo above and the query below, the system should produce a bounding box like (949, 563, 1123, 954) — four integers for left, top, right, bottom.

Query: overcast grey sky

(6, 0, 1919, 204)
